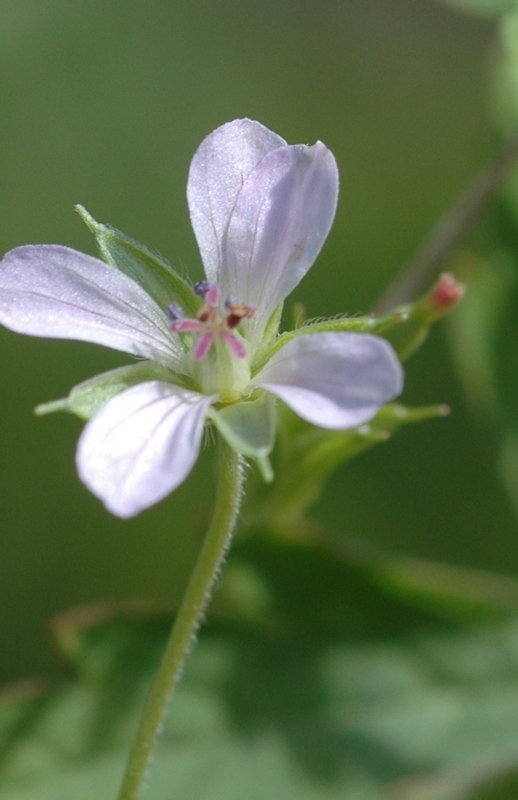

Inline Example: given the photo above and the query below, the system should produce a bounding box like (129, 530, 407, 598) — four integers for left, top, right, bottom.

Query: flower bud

(382, 273, 465, 361)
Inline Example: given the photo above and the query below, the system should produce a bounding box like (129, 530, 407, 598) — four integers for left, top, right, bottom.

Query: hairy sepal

(35, 361, 187, 420)
(76, 205, 199, 316)
(208, 392, 277, 481)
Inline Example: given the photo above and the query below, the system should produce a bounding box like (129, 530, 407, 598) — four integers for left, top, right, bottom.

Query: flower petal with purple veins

(251, 332, 403, 429)
(187, 119, 286, 284)
(221, 141, 339, 348)
(76, 382, 214, 518)
(0, 245, 183, 370)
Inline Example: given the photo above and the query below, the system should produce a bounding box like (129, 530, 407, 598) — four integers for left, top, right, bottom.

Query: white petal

(251, 333, 403, 429)
(221, 142, 339, 347)
(187, 119, 286, 283)
(76, 382, 213, 517)
(0, 245, 183, 370)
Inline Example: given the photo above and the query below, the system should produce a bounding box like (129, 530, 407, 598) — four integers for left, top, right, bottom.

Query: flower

(0, 119, 403, 517)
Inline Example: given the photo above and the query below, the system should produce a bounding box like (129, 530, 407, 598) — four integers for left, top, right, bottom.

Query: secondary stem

(117, 441, 245, 800)
(376, 125, 518, 313)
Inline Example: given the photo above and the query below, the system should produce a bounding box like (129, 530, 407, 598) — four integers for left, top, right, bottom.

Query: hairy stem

(117, 441, 245, 800)
(376, 125, 518, 313)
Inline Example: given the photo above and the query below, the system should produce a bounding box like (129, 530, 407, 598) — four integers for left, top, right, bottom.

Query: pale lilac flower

(0, 119, 403, 517)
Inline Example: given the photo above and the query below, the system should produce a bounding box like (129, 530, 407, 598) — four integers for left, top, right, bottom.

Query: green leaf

(75, 205, 199, 316)
(6, 551, 518, 800)
(35, 361, 188, 420)
(369, 552, 518, 622)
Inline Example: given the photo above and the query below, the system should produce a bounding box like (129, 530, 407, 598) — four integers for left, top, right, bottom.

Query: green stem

(375, 124, 518, 313)
(117, 441, 245, 800)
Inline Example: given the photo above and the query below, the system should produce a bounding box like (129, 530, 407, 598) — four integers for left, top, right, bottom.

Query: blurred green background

(1, 0, 516, 681)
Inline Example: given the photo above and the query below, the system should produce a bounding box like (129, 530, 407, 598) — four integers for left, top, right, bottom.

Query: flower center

(168, 282, 256, 361)
(168, 282, 257, 401)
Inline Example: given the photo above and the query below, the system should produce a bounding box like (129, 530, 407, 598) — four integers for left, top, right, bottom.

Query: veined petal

(251, 332, 403, 429)
(0, 245, 183, 370)
(187, 119, 286, 283)
(221, 141, 339, 347)
(76, 382, 214, 517)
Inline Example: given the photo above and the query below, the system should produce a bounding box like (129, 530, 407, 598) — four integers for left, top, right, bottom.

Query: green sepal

(75, 205, 199, 316)
(208, 393, 277, 481)
(256, 275, 463, 371)
(35, 361, 188, 420)
(253, 309, 409, 372)
(376, 274, 465, 360)
(250, 302, 283, 369)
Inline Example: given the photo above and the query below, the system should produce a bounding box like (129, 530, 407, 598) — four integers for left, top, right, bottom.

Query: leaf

(5, 540, 518, 799)
(370, 552, 518, 622)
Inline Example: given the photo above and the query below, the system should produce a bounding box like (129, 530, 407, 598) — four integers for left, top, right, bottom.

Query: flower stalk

(117, 440, 244, 800)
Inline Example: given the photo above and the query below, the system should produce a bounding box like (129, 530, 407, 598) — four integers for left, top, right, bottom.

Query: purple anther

(167, 302, 184, 321)
(194, 281, 210, 296)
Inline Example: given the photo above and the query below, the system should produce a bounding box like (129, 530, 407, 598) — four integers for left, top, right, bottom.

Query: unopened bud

(381, 273, 465, 361)
(418, 273, 465, 323)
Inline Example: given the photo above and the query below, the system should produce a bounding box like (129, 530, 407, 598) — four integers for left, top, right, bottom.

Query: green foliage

(4, 537, 518, 800)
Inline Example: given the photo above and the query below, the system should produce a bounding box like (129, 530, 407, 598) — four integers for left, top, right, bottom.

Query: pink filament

(194, 331, 215, 360)
(221, 331, 246, 359)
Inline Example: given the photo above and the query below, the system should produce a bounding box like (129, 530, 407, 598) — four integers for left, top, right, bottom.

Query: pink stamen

(170, 319, 204, 333)
(168, 284, 254, 362)
(221, 331, 247, 359)
(194, 331, 215, 360)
